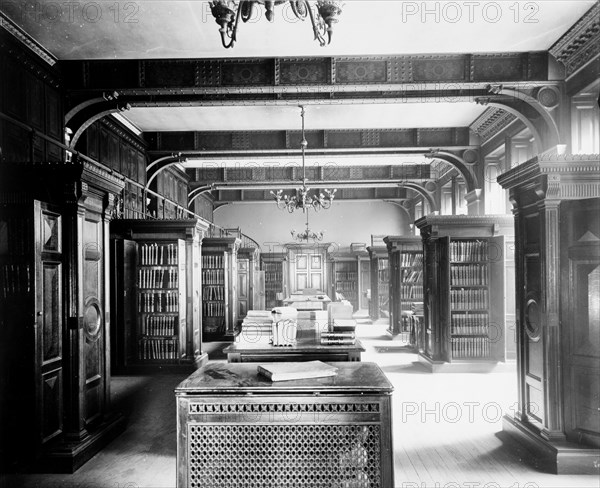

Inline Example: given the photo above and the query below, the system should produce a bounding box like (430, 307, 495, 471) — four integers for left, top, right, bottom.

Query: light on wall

(209, 0, 342, 49)
(270, 105, 336, 213)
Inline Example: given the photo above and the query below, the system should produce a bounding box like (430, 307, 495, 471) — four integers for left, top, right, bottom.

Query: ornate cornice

(470, 107, 517, 142)
(415, 214, 514, 229)
(497, 153, 600, 199)
(549, 2, 600, 77)
(0, 12, 57, 66)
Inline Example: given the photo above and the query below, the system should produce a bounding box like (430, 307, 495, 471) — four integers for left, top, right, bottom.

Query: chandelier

(270, 106, 336, 213)
(209, 0, 342, 49)
(291, 211, 324, 242)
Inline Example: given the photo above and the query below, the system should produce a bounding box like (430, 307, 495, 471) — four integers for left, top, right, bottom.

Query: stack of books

(411, 301, 424, 316)
(321, 318, 357, 345)
(257, 360, 338, 382)
(237, 310, 274, 344)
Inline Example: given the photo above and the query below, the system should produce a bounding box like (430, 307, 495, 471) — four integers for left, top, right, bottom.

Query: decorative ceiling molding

(0, 12, 57, 66)
(549, 2, 600, 77)
(470, 107, 519, 143)
(63, 52, 549, 94)
(146, 128, 471, 153)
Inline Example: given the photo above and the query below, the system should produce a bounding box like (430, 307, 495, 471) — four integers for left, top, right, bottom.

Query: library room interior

(0, 1, 599, 487)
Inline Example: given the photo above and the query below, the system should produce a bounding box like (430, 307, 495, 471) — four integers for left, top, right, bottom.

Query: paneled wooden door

(289, 247, 326, 293)
(237, 258, 249, 319)
(33, 201, 64, 446)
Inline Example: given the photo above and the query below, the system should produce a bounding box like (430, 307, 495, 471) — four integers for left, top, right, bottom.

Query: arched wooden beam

(66, 100, 131, 149)
(486, 84, 561, 149)
(401, 182, 437, 214)
(424, 150, 478, 193)
(188, 185, 214, 208)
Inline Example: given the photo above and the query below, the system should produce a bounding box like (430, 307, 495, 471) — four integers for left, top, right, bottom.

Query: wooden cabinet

(415, 215, 514, 372)
(384, 236, 423, 341)
(0, 161, 125, 472)
(111, 219, 209, 371)
(201, 237, 240, 340)
(498, 154, 600, 474)
(367, 246, 389, 321)
(176, 362, 394, 488)
(261, 252, 287, 309)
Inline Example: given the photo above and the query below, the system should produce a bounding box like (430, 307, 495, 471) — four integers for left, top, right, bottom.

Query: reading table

(176, 362, 394, 488)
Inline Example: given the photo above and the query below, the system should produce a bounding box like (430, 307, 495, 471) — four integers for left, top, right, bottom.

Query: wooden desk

(223, 338, 365, 363)
(176, 362, 394, 488)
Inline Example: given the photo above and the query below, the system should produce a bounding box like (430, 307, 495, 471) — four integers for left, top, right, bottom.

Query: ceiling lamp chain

(209, 0, 342, 48)
(270, 105, 336, 213)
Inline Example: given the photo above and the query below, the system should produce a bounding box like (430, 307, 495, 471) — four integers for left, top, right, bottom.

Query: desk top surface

(223, 338, 365, 353)
(175, 361, 392, 395)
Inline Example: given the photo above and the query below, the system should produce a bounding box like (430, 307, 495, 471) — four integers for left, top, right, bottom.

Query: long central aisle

(2, 321, 598, 488)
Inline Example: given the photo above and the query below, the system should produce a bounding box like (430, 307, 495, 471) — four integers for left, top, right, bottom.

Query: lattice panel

(188, 423, 382, 488)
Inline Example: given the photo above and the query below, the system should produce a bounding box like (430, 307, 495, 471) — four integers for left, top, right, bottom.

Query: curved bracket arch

(67, 100, 131, 149)
(486, 84, 561, 149)
(424, 150, 479, 193)
(188, 185, 214, 207)
(401, 182, 437, 214)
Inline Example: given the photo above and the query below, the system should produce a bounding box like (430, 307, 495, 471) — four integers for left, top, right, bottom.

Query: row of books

(335, 271, 358, 281)
(400, 285, 423, 300)
(450, 289, 489, 310)
(451, 337, 491, 359)
(265, 282, 283, 291)
(378, 259, 389, 270)
(451, 313, 489, 334)
(138, 337, 179, 360)
(0, 263, 31, 297)
(202, 269, 224, 285)
(401, 269, 422, 283)
(202, 255, 224, 269)
(138, 292, 178, 312)
(335, 281, 357, 292)
(264, 271, 283, 282)
(400, 252, 423, 268)
(142, 315, 177, 336)
(202, 285, 225, 301)
(203, 301, 225, 317)
(262, 263, 282, 273)
(450, 240, 489, 262)
(450, 264, 488, 286)
(138, 268, 178, 289)
(1, 217, 30, 256)
(139, 243, 178, 265)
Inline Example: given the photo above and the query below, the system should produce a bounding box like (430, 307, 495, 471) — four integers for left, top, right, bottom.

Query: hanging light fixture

(291, 210, 324, 242)
(209, 0, 342, 49)
(270, 105, 336, 213)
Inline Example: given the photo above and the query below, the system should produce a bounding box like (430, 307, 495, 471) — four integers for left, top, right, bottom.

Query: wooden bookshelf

(367, 246, 389, 321)
(111, 219, 208, 372)
(384, 236, 423, 343)
(329, 254, 359, 310)
(201, 237, 240, 341)
(415, 215, 514, 372)
(261, 252, 287, 310)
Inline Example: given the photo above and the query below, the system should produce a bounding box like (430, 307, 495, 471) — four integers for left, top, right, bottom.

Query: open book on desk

(257, 360, 338, 382)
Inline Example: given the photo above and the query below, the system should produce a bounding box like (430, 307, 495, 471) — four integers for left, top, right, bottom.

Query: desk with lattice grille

(176, 362, 394, 488)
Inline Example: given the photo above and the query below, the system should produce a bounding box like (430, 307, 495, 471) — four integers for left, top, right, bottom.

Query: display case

(261, 252, 287, 309)
(176, 362, 394, 488)
(384, 236, 423, 342)
(111, 219, 208, 371)
(416, 215, 514, 372)
(367, 246, 389, 321)
(201, 237, 240, 341)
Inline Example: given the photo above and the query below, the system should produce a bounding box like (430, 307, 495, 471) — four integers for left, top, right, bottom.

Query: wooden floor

(2, 320, 598, 488)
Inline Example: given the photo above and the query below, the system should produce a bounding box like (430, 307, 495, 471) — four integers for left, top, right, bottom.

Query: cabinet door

(237, 258, 249, 319)
(112, 239, 136, 367)
(565, 243, 600, 447)
(33, 201, 64, 444)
